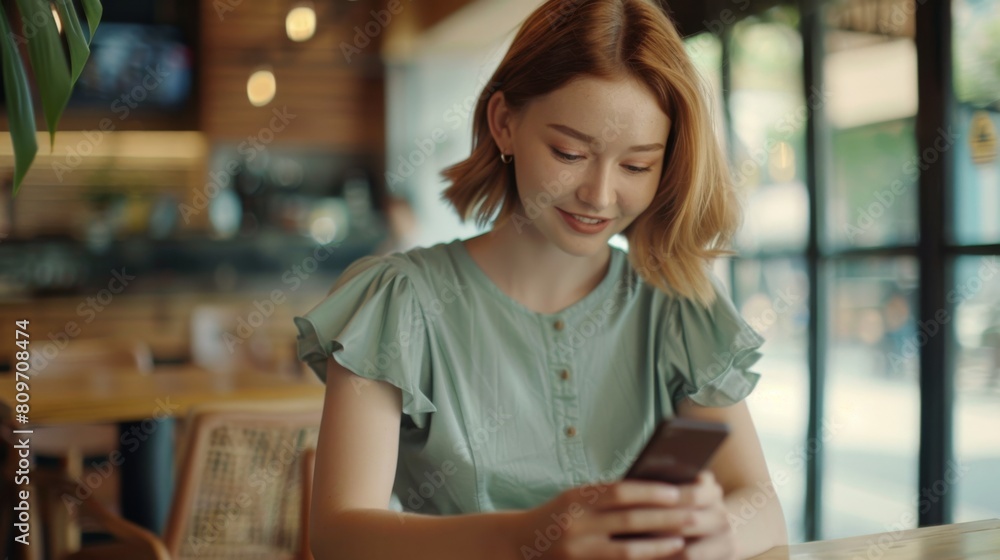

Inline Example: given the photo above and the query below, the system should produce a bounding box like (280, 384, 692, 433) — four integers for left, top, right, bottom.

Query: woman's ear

(487, 91, 516, 155)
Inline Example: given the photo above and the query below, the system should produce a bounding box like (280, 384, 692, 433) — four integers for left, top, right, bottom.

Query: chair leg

(45, 447, 83, 557)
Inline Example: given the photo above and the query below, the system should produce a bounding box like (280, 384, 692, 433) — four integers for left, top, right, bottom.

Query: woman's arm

(310, 359, 522, 560)
(676, 398, 789, 559)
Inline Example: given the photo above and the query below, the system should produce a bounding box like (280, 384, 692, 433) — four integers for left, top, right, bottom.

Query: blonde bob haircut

(440, 0, 742, 307)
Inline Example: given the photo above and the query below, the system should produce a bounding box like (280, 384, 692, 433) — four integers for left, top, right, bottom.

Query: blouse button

(553, 319, 565, 331)
(559, 369, 570, 380)
(565, 426, 577, 437)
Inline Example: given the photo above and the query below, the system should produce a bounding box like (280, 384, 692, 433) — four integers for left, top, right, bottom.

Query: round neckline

(448, 237, 624, 320)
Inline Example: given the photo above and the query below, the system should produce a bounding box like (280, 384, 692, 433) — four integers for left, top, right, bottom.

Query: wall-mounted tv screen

(70, 23, 193, 111)
(0, 0, 198, 127)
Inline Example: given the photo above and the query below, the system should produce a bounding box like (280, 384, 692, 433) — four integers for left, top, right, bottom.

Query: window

(951, 0, 1000, 524)
(711, 0, 997, 541)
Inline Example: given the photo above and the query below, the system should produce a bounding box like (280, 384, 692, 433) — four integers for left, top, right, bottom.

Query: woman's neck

(463, 219, 612, 315)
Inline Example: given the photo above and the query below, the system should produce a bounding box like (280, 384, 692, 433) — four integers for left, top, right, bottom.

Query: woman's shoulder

(335, 239, 465, 307)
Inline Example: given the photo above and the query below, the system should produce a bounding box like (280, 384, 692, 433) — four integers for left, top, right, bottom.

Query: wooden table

(0, 365, 324, 425)
(0, 365, 325, 535)
(749, 518, 1000, 559)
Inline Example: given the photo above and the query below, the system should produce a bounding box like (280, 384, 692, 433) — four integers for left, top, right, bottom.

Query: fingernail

(659, 486, 679, 502)
(666, 537, 685, 549)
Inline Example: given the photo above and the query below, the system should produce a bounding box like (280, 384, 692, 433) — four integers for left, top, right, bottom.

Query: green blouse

(293, 238, 764, 514)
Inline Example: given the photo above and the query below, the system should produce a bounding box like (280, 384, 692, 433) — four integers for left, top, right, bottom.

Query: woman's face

(490, 74, 671, 257)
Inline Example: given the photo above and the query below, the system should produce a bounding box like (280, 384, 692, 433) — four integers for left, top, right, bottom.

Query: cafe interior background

(0, 0, 998, 557)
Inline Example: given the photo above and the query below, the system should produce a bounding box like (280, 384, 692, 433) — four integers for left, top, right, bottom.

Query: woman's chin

(545, 226, 613, 257)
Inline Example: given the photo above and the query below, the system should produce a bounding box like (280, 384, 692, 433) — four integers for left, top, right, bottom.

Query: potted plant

(1, 0, 102, 196)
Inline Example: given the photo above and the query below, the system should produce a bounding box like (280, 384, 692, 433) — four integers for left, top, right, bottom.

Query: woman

(294, 0, 788, 558)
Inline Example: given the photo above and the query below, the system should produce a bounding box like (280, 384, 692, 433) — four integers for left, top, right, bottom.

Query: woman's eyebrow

(546, 123, 665, 152)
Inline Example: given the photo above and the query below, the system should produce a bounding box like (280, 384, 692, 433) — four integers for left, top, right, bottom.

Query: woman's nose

(575, 166, 615, 211)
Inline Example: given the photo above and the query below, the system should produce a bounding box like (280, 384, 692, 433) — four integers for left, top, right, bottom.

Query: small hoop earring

(500, 153, 513, 164)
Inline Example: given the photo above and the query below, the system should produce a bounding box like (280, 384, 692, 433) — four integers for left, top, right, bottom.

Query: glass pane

(952, 0, 1000, 245)
(823, 257, 920, 539)
(823, 0, 919, 249)
(953, 256, 1000, 522)
(728, 7, 810, 254)
(731, 258, 810, 543)
(685, 32, 724, 145)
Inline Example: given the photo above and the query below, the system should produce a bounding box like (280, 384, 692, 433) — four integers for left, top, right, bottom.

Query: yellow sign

(970, 111, 997, 164)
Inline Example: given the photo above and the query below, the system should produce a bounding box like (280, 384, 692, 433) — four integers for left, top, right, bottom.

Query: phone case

(624, 417, 730, 484)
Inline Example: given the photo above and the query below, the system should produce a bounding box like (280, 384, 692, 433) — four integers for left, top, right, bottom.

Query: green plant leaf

(0, 7, 39, 196)
(15, 0, 72, 150)
(81, 0, 102, 43)
(54, 0, 90, 83)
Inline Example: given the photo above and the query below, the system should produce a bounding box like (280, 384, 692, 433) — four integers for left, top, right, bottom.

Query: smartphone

(624, 417, 730, 484)
(611, 417, 729, 541)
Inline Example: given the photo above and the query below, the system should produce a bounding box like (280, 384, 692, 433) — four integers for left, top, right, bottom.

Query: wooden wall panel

(199, 0, 388, 152)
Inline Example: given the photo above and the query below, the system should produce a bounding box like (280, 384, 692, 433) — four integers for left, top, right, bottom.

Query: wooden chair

(183, 305, 305, 470)
(30, 337, 154, 556)
(59, 399, 321, 560)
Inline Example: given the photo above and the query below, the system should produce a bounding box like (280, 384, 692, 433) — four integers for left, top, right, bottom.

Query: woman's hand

(663, 471, 738, 560)
(510, 472, 736, 560)
(511, 478, 692, 559)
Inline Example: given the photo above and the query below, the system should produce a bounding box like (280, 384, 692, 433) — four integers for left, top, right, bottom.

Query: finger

(672, 533, 736, 560)
(600, 535, 686, 559)
(599, 507, 692, 536)
(696, 470, 716, 486)
(590, 480, 681, 510)
(674, 473, 723, 509)
(677, 505, 730, 538)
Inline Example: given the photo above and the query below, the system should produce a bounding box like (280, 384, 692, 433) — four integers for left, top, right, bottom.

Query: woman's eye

(552, 147, 651, 174)
(624, 165, 652, 174)
(551, 148, 583, 162)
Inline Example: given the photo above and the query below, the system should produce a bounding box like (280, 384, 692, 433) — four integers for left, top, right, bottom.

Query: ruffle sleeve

(293, 255, 437, 429)
(658, 274, 765, 409)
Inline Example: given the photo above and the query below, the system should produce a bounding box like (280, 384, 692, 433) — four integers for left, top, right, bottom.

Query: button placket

(550, 316, 589, 485)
